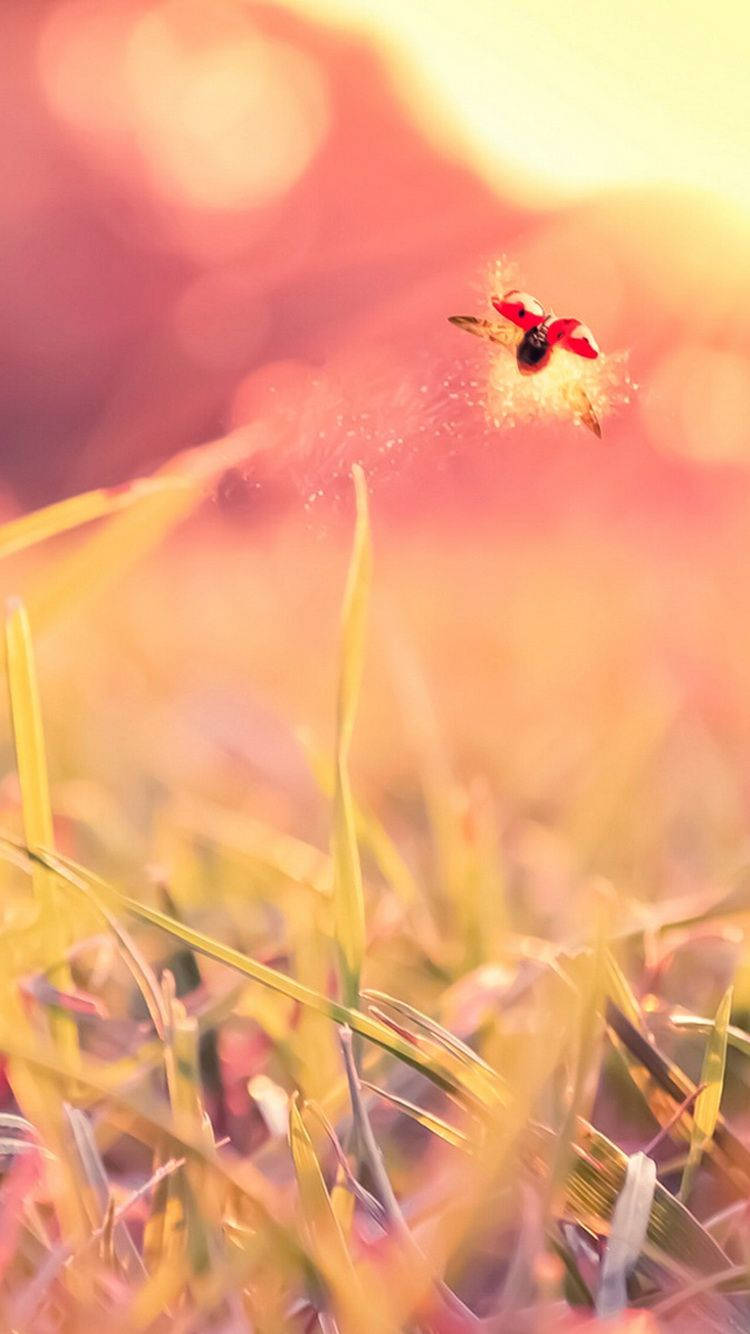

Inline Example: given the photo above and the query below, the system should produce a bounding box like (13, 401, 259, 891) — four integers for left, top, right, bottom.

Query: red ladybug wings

(492, 290, 600, 360)
(492, 290, 546, 331)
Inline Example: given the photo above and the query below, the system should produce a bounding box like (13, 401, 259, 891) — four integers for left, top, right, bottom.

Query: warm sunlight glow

(125, 7, 328, 210)
(644, 345, 750, 463)
(279, 0, 750, 211)
(39, 0, 329, 210)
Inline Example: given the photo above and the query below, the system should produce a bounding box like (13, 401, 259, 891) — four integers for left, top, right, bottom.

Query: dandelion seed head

(457, 255, 635, 433)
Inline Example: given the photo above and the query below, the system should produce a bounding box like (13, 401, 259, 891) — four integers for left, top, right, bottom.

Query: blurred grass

(0, 440, 747, 1329)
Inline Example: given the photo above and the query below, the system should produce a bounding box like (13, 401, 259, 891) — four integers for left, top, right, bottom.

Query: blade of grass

(545, 923, 608, 1221)
(0, 474, 190, 562)
(24, 425, 266, 638)
(175, 798, 332, 900)
(527, 1120, 734, 1280)
(360, 1082, 472, 1152)
(606, 999, 750, 1192)
(331, 464, 371, 1008)
(679, 984, 733, 1204)
(339, 1027, 477, 1330)
(4, 597, 78, 1063)
(301, 733, 424, 917)
(669, 1011, 750, 1060)
(0, 838, 505, 1112)
(64, 1104, 143, 1274)
(304, 1101, 386, 1227)
(604, 948, 645, 1032)
(146, 973, 219, 1305)
(362, 987, 506, 1106)
(596, 1150, 657, 1317)
(289, 1092, 364, 1330)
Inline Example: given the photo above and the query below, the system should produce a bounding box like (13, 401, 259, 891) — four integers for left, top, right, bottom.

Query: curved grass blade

(332, 464, 372, 1007)
(0, 475, 190, 563)
(289, 1093, 367, 1332)
(362, 987, 504, 1107)
(679, 984, 733, 1204)
(289, 1092, 358, 1284)
(0, 836, 504, 1113)
(339, 1028, 477, 1331)
(25, 425, 266, 636)
(64, 1104, 143, 1273)
(175, 798, 332, 900)
(669, 1011, 750, 1060)
(360, 1083, 472, 1152)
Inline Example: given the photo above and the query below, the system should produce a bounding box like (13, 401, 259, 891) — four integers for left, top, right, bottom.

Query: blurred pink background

(3, 0, 749, 531)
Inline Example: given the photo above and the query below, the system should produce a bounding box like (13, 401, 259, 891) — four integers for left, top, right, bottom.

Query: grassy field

(0, 432, 748, 1333)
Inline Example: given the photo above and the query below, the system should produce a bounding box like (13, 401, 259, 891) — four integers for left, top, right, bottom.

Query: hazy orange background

(3, 0, 750, 507)
(4, 0, 750, 922)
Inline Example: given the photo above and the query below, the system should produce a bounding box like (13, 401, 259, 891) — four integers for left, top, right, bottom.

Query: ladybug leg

(565, 383, 602, 438)
(448, 316, 516, 349)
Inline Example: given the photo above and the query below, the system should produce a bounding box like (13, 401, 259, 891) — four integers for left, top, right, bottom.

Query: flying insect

(449, 289, 602, 436)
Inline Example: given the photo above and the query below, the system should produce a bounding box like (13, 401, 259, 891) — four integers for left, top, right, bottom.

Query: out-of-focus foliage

(0, 447, 748, 1332)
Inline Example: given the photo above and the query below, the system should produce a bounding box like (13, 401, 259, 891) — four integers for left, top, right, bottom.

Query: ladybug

(449, 289, 602, 435)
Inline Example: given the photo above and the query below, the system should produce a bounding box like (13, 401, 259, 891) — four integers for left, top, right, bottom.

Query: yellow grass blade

(4, 598, 77, 1064)
(173, 798, 332, 900)
(361, 1082, 472, 1152)
(604, 947, 645, 1032)
(0, 474, 189, 562)
(301, 733, 422, 913)
(679, 984, 733, 1203)
(0, 835, 505, 1113)
(289, 1092, 358, 1286)
(528, 1120, 734, 1280)
(669, 1011, 750, 1059)
(362, 987, 503, 1103)
(145, 974, 217, 1297)
(332, 464, 372, 1007)
(25, 425, 265, 636)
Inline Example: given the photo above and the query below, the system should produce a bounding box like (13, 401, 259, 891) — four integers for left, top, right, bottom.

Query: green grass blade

(331, 464, 372, 1007)
(680, 984, 733, 1203)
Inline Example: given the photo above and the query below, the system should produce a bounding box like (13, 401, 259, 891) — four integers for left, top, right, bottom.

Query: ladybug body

(449, 289, 600, 375)
(517, 322, 553, 375)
